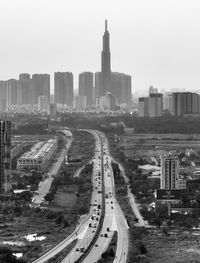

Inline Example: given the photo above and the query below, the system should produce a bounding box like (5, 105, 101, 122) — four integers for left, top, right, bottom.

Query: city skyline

(1, 0, 200, 94)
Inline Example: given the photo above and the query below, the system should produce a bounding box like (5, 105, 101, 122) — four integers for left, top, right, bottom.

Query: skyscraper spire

(101, 20, 111, 96)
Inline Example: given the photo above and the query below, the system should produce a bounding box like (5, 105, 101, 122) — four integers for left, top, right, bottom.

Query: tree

(138, 242, 147, 254)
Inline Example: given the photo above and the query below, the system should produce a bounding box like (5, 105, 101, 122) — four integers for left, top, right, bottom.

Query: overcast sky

(1, 0, 200, 95)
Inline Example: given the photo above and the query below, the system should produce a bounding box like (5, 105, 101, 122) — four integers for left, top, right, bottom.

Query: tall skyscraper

(101, 20, 111, 96)
(0, 121, 11, 194)
(31, 74, 50, 106)
(111, 72, 132, 107)
(161, 155, 179, 189)
(172, 92, 199, 116)
(0, 81, 7, 112)
(19, 73, 31, 105)
(149, 93, 163, 117)
(54, 72, 74, 106)
(78, 72, 94, 106)
(7, 79, 20, 106)
(138, 97, 149, 117)
(163, 92, 173, 112)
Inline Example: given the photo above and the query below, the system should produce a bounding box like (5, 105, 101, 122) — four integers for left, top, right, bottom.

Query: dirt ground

(143, 229, 200, 263)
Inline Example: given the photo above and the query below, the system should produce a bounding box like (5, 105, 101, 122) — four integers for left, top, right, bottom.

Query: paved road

(114, 160, 147, 227)
(81, 131, 129, 263)
(34, 130, 130, 263)
(32, 133, 72, 205)
(61, 130, 104, 263)
(33, 130, 102, 263)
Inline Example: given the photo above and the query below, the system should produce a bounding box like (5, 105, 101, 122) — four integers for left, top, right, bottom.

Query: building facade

(149, 93, 163, 117)
(54, 72, 73, 106)
(17, 139, 57, 171)
(161, 155, 179, 189)
(19, 73, 31, 105)
(78, 72, 94, 106)
(138, 97, 149, 117)
(172, 92, 199, 116)
(7, 79, 20, 106)
(31, 74, 50, 106)
(0, 121, 12, 194)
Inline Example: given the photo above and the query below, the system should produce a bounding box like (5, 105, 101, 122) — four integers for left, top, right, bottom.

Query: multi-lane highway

(81, 131, 129, 263)
(33, 129, 129, 263)
(33, 130, 103, 263)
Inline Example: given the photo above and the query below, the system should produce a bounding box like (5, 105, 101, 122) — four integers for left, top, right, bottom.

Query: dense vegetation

(59, 114, 200, 134)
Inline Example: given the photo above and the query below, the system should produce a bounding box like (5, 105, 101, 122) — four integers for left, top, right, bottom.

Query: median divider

(75, 132, 106, 263)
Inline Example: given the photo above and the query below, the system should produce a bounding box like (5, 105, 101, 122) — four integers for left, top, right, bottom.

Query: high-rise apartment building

(54, 72, 73, 106)
(161, 155, 179, 189)
(0, 121, 12, 194)
(78, 72, 94, 106)
(149, 93, 163, 117)
(121, 74, 132, 106)
(0, 81, 7, 112)
(138, 97, 149, 117)
(101, 20, 111, 96)
(19, 73, 31, 105)
(31, 74, 50, 106)
(7, 79, 20, 106)
(172, 92, 199, 116)
(110, 72, 132, 107)
(163, 92, 173, 112)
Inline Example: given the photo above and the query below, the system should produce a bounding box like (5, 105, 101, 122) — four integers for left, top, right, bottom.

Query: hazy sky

(1, 0, 200, 95)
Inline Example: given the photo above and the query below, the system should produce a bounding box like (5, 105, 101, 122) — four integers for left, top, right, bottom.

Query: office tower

(101, 20, 111, 96)
(149, 86, 158, 95)
(0, 121, 11, 194)
(19, 73, 31, 105)
(54, 72, 73, 106)
(149, 93, 163, 117)
(31, 74, 50, 106)
(38, 95, 48, 112)
(172, 92, 199, 116)
(7, 79, 20, 106)
(138, 97, 149, 117)
(94, 72, 102, 100)
(0, 81, 7, 112)
(78, 72, 94, 106)
(161, 155, 179, 189)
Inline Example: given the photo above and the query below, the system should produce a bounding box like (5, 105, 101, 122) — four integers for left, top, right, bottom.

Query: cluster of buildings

(0, 20, 132, 115)
(17, 139, 57, 172)
(0, 119, 58, 196)
(138, 86, 200, 117)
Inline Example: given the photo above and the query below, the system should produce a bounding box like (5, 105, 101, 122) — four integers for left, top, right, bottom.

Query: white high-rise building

(161, 155, 179, 189)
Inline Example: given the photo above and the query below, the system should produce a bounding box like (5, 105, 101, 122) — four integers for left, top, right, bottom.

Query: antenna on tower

(105, 20, 107, 31)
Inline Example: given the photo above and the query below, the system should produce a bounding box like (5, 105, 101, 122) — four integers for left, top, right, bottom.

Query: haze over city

(1, 0, 200, 94)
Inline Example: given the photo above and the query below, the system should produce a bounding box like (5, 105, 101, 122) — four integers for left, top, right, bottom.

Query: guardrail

(75, 131, 106, 263)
